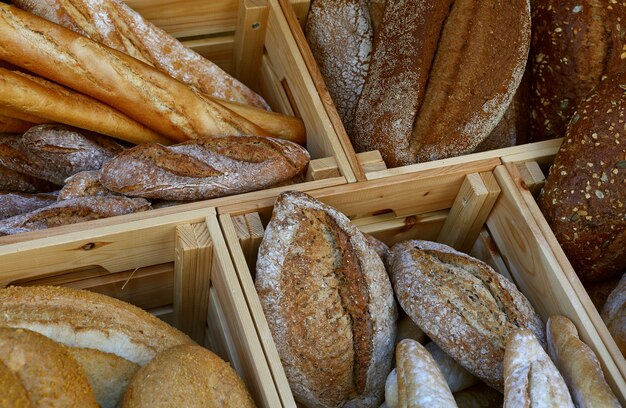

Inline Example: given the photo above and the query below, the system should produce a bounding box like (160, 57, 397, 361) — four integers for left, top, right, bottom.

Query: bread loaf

(0, 286, 194, 366)
(425, 342, 477, 393)
(453, 383, 503, 408)
(0, 125, 124, 185)
(601, 273, 626, 356)
(255, 191, 396, 407)
(0, 67, 171, 145)
(306, 0, 373, 137)
(538, 71, 626, 282)
(547, 315, 620, 407)
(0, 196, 150, 235)
(0, 4, 272, 142)
(0, 164, 58, 193)
(0, 192, 57, 220)
(13, 0, 269, 110)
(58, 171, 113, 200)
(395, 315, 426, 345)
(0, 360, 32, 408)
(529, 0, 626, 141)
(99, 136, 310, 200)
(0, 114, 34, 134)
(388, 240, 545, 390)
(0, 327, 98, 408)
(122, 345, 255, 408)
(504, 329, 574, 407)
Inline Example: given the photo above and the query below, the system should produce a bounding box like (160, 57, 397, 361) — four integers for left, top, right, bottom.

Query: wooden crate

(0, 206, 284, 407)
(501, 140, 626, 388)
(278, 0, 545, 182)
(217, 157, 626, 406)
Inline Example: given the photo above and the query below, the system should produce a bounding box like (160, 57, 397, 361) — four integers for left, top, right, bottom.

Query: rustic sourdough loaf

(0, 164, 58, 193)
(538, 71, 626, 282)
(0, 192, 57, 220)
(547, 315, 620, 407)
(601, 273, 626, 356)
(58, 170, 114, 200)
(388, 240, 544, 390)
(529, 0, 626, 141)
(122, 345, 255, 408)
(255, 191, 396, 407)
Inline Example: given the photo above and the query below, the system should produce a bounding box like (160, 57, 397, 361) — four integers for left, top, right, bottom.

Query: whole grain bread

(0, 195, 150, 236)
(99, 136, 310, 200)
(601, 273, 626, 356)
(388, 240, 545, 391)
(58, 171, 114, 200)
(538, 72, 626, 282)
(255, 191, 396, 407)
(0, 164, 59, 193)
(0, 125, 124, 185)
(529, 0, 626, 141)
(0, 191, 57, 220)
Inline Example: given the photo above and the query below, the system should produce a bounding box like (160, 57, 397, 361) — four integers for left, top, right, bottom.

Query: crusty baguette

(0, 67, 170, 145)
(0, 4, 272, 142)
(13, 0, 269, 110)
(0, 164, 58, 193)
(0, 192, 57, 220)
(0, 327, 98, 408)
(547, 315, 620, 408)
(2, 105, 49, 124)
(0, 114, 35, 133)
(122, 345, 256, 408)
(504, 329, 574, 407)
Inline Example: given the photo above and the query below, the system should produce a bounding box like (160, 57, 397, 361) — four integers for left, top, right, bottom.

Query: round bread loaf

(0, 359, 32, 408)
(388, 240, 545, 391)
(255, 191, 397, 407)
(0, 327, 98, 407)
(601, 273, 626, 356)
(0, 286, 194, 366)
(529, 0, 626, 141)
(538, 72, 626, 282)
(122, 344, 255, 408)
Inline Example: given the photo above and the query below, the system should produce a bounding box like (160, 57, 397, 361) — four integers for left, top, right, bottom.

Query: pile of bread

(0, 0, 309, 236)
(254, 191, 621, 407)
(0, 285, 256, 407)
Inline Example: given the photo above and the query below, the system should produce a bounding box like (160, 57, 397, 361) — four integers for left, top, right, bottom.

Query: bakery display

(0, 191, 57, 219)
(601, 273, 626, 356)
(255, 191, 396, 407)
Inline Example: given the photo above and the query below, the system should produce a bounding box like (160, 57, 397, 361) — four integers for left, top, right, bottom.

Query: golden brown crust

(538, 72, 626, 282)
(547, 315, 620, 407)
(388, 240, 544, 391)
(122, 345, 256, 408)
(0, 360, 32, 408)
(0, 114, 35, 134)
(0, 327, 98, 408)
(601, 273, 626, 356)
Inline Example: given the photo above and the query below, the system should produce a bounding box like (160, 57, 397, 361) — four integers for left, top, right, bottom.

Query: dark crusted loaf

(538, 72, 626, 282)
(255, 191, 396, 407)
(388, 240, 545, 391)
(100, 136, 310, 201)
(0, 191, 57, 220)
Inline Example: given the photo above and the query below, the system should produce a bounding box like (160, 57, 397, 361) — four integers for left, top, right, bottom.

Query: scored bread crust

(255, 191, 396, 407)
(0, 286, 194, 366)
(0, 327, 98, 408)
(388, 240, 545, 391)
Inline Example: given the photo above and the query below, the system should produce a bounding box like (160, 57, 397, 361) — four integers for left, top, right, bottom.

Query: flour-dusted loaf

(0, 196, 150, 235)
(0, 165, 58, 193)
(100, 136, 309, 200)
(538, 72, 626, 283)
(306, 0, 373, 137)
(0, 125, 124, 185)
(388, 240, 544, 390)
(0, 192, 57, 220)
(122, 345, 256, 408)
(0, 327, 98, 408)
(504, 329, 574, 407)
(529, 0, 626, 141)
(255, 191, 396, 407)
(58, 171, 114, 200)
(602, 273, 626, 356)
(547, 315, 620, 407)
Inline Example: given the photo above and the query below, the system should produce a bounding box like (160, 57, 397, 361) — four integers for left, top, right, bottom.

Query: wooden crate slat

(233, 0, 270, 90)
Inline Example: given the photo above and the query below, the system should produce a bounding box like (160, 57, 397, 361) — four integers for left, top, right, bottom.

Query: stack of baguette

(253, 191, 620, 407)
(0, 0, 311, 236)
(0, 285, 256, 407)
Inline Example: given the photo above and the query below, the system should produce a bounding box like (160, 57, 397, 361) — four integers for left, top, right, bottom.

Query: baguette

(0, 4, 272, 142)
(0, 67, 170, 145)
(0, 164, 58, 193)
(547, 315, 620, 407)
(2, 105, 50, 124)
(13, 0, 269, 110)
(0, 192, 57, 220)
(58, 171, 113, 200)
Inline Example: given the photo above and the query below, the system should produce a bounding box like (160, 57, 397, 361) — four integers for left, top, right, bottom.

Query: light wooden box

(217, 155, 626, 406)
(500, 139, 626, 390)
(0, 206, 285, 407)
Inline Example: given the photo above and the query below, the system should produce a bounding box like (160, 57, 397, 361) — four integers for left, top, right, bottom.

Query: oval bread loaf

(601, 273, 626, 356)
(100, 136, 310, 200)
(58, 170, 114, 200)
(0, 192, 57, 220)
(255, 191, 396, 407)
(388, 240, 545, 390)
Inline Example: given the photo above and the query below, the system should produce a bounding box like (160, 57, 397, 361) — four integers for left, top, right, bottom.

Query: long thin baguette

(0, 4, 271, 142)
(2, 105, 49, 124)
(0, 67, 171, 145)
(13, 0, 269, 110)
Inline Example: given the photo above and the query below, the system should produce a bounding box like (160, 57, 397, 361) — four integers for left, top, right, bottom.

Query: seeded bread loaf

(0, 192, 57, 219)
(99, 136, 310, 201)
(601, 273, 626, 356)
(538, 72, 626, 282)
(388, 240, 544, 390)
(255, 191, 396, 407)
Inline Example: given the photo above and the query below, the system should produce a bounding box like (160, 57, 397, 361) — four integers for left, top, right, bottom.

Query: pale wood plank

(359, 150, 387, 174)
(355, 211, 448, 246)
(305, 156, 341, 181)
(499, 138, 562, 165)
(259, 55, 296, 115)
(149, 306, 174, 326)
(206, 286, 243, 374)
(508, 161, 546, 197)
(470, 228, 515, 284)
(233, 0, 270, 91)
(183, 35, 234, 73)
(231, 213, 265, 276)
(288, 0, 310, 30)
